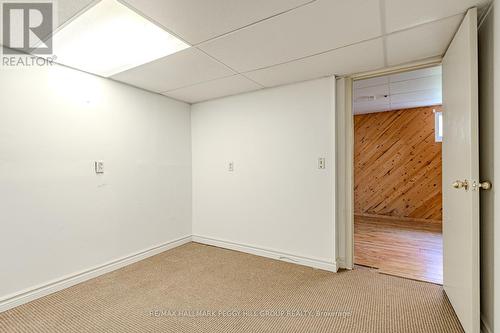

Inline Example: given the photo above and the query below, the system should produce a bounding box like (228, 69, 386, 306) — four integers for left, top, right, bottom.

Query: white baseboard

(192, 235, 337, 272)
(1, 235, 336, 313)
(0, 235, 192, 313)
(481, 315, 493, 333)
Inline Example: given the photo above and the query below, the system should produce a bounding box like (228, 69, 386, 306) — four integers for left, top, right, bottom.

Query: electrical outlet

(318, 157, 326, 169)
(95, 161, 104, 174)
(228, 161, 234, 172)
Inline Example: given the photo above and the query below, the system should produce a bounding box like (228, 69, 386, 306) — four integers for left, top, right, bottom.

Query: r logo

(2, 2, 53, 54)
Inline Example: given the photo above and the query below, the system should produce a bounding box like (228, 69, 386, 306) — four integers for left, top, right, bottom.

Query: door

(442, 8, 480, 333)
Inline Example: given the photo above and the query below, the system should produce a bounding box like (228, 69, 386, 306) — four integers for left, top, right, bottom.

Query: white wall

(478, 2, 498, 332)
(0, 64, 192, 303)
(191, 77, 336, 269)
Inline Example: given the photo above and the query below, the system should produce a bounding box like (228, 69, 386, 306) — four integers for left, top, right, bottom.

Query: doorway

(352, 66, 443, 284)
(336, 9, 481, 331)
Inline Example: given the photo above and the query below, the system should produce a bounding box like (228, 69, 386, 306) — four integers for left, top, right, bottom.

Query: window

(434, 110, 443, 142)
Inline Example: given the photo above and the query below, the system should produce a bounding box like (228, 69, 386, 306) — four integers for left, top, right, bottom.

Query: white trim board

(192, 235, 338, 272)
(336, 58, 443, 270)
(0, 235, 192, 313)
(335, 77, 354, 270)
(1, 234, 337, 314)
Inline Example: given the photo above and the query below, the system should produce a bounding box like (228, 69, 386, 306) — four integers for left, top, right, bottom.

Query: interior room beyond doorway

(352, 66, 443, 284)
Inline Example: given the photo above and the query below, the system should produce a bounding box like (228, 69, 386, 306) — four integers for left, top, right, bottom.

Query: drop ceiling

(353, 66, 442, 114)
(55, 0, 489, 103)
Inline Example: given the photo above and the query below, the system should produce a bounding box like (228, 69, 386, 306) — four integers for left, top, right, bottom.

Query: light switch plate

(318, 158, 326, 169)
(228, 161, 234, 172)
(95, 161, 104, 174)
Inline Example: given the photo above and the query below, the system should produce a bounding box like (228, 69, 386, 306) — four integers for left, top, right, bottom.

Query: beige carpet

(0, 242, 463, 333)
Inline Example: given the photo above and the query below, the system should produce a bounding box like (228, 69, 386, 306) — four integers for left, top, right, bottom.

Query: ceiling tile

(353, 65, 442, 115)
(386, 15, 463, 67)
(245, 39, 385, 87)
(111, 48, 235, 93)
(384, 0, 489, 33)
(199, 0, 382, 72)
(390, 90, 442, 104)
(121, 0, 312, 45)
(389, 66, 441, 82)
(162, 75, 262, 103)
(353, 76, 389, 89)
(389, 76, 442, 94)
(57, 0, 96, 27)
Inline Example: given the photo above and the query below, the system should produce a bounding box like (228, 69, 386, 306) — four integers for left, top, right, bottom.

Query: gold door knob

(452, 180, 469, 190)
(472, 181, 492, 191)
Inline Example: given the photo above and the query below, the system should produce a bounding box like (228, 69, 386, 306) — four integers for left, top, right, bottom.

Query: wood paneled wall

(354, 105, 443, 222)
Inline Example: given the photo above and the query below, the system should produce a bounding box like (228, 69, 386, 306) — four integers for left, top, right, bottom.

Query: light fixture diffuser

(52, 0, 189, 77)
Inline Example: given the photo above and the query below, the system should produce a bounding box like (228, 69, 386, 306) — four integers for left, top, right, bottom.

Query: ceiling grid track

(51, 0, 488, 103)
(192, 0, 318, 46)
(379, 0, 389, 67)
(232, 13, 467, 76)
(193, 48, 265, 88)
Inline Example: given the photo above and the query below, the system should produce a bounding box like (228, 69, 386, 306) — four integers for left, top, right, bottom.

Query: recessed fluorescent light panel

(52, 0, 189, 77)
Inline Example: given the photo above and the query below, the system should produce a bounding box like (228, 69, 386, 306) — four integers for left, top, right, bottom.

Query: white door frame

(335, 57, 443, 269)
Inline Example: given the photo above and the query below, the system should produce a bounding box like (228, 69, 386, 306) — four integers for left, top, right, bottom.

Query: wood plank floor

(354, 215, 443, 284)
